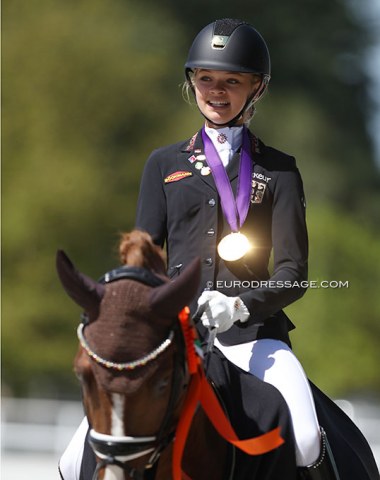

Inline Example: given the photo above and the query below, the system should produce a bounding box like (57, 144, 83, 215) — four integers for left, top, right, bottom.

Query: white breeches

(214, 337, 321, 467)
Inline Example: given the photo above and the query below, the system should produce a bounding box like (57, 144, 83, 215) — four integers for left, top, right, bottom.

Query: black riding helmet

(185, 18, 271, 126)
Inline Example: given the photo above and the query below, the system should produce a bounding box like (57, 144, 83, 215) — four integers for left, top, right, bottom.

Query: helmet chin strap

(202, 108, 246, 128)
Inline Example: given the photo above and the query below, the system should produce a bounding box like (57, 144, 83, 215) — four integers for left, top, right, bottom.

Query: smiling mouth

(207, 101, 229, 108)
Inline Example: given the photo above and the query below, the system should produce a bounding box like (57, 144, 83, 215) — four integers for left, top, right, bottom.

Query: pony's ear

(56, 250, 105, 322)
(149, 258, 201, 318)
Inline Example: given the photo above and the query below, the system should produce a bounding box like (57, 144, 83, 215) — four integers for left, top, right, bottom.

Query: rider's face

(193, 69, 261, 127)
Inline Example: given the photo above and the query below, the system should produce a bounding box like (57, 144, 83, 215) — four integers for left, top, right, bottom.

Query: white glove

(197, 290, 250, 333)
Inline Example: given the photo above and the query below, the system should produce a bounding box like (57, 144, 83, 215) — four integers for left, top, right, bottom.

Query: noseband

(79, 266, 188, 480)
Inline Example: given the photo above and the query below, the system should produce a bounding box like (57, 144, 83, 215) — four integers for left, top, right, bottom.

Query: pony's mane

(119, 230, 167, 276)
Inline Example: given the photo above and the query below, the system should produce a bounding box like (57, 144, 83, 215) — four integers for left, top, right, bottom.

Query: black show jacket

(135, 128, 308, 346)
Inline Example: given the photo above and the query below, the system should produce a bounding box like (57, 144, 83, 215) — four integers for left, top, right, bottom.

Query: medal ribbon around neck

(202, 126, 253, 261)
(201, 126, 252, 233)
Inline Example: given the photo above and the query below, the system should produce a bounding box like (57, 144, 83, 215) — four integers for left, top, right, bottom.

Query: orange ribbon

(173, 308, 284, 480)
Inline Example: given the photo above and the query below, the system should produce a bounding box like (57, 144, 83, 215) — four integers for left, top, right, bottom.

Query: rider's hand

(197, 291, 250, 333)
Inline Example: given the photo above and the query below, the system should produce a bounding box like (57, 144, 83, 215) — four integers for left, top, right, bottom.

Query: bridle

(77, 323, 175, 372)
(76, 264, 284, 480)
(78, 265, 189, 480)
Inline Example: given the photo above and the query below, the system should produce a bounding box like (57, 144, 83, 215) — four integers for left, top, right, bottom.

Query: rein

(172, 309, 285, 480)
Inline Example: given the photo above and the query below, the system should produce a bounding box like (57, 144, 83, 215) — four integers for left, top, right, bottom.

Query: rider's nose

(210, 81, 225, 94)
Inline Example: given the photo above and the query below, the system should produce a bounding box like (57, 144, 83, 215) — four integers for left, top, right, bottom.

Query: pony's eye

(155, 377, 170, 395)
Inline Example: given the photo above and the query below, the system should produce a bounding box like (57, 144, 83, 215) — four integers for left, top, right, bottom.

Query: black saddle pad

(311, 381, 379, 480)
(205, 348, 298, 480)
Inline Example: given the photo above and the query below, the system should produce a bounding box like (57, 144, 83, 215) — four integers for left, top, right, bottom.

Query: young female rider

(135, 18, 340, 479)
(59, 18, 343, 480)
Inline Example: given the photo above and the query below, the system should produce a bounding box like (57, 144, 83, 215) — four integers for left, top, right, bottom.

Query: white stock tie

(205, 126, 244, 167)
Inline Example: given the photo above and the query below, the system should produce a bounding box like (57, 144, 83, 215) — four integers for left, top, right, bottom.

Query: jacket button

(204, 258, 213, 266)
(207, 228, 215, 236)
(208, 198, 216, 207)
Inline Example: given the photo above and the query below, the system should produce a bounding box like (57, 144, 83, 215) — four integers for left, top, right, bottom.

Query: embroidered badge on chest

(164, 171, 193, 183)
(251, 180, 266, 204)
(201, 166, 211, 176)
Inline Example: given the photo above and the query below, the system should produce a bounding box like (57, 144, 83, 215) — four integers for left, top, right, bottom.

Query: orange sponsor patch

(164, 171, 193, 183)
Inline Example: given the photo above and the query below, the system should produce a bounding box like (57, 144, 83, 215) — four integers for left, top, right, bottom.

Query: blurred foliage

(2, 0, 379, 399)
(288, 204, 380, 395)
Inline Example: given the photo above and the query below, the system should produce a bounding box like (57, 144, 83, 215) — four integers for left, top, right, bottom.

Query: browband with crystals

(77, 323, 174, 371)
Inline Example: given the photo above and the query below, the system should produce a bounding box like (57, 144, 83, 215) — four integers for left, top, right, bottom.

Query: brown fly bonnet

(56, 230, 201, 393)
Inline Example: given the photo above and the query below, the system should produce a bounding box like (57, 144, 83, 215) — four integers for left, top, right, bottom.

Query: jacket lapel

(227, 130, 260, 183)
(179, 129, 217, 191)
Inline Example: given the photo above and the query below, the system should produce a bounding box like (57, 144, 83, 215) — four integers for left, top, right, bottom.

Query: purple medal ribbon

(201, 126, 253, 232)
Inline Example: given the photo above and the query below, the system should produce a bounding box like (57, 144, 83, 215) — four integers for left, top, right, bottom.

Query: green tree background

(2, 0, 380, 399)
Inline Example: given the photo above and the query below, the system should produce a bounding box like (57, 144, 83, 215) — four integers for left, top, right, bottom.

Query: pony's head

(57, 230, 201, 478)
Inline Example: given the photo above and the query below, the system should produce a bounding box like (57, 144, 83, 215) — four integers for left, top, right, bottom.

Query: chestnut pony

(56, 230, 287, 480)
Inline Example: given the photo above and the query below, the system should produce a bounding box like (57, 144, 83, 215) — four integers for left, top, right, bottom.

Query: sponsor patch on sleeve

(164, 171, 193, 184)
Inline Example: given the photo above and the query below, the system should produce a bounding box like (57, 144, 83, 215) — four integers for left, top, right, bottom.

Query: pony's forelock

(119, 230, 167, 276)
